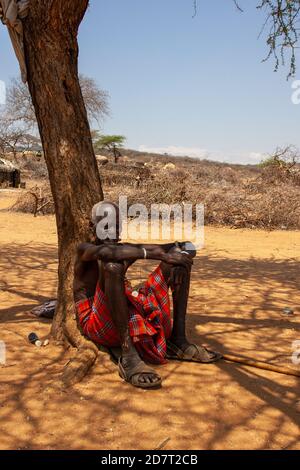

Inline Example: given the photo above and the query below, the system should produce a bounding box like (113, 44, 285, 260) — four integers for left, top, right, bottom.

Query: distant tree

(79, 75, 110, 126)
(260, 145, 300, 171)
(5, 78, 36, 129)
(4, 75, 109, 131)
(0, 119, 37, 160)
(94, 134, 126, 164)
(20, 133, 42, 153)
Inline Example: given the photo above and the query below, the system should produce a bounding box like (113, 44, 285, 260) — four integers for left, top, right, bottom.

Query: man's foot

(167, 338, 222, 363)
(118, 354, 162, 389)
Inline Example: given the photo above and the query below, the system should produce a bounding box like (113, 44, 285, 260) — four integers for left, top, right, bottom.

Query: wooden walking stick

(222, 354, 300, 378)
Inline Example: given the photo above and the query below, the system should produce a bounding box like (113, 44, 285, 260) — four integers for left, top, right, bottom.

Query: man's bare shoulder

(77, 242, 95, 252)
(76, 241, 124, 264)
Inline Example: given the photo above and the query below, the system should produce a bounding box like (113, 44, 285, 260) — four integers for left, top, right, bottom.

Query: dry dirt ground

(0, 190, 299, 450)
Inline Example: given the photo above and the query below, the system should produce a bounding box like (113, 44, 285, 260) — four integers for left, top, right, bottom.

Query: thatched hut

(0, 158, 21, 188)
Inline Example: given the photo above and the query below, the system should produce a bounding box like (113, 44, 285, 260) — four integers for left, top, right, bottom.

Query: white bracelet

(142, 248, 147, 259)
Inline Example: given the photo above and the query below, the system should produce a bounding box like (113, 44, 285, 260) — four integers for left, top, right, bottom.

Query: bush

(9, 152, 300, 230)
(11, 183, 54, 215)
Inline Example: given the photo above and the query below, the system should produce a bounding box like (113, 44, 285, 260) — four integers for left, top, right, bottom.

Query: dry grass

(105, 159, 300, 230)
(8, 152, 300, 230)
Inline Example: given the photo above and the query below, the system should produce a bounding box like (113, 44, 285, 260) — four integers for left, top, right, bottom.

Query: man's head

(91, 201, 122, 243)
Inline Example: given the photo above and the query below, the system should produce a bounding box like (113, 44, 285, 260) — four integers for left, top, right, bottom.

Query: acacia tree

(1, 0, 299, 385)
(22, 0, 104, 385)
(94, 134, 126, 164)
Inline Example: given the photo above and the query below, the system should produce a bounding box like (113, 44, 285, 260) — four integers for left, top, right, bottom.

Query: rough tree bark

(22, 0, 103, 385)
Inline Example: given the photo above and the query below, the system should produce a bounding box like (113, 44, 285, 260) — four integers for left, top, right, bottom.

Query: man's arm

(124, 241, 197, 258)
(77, 242, 193, 267)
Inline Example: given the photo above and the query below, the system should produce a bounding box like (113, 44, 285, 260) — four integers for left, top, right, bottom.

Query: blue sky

(1, 0, 299, 163)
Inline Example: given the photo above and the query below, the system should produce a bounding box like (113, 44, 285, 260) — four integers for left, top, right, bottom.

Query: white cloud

(138, 145, 210, 159)
(138, 145, 265, 165)
(246, 152, 265, 164)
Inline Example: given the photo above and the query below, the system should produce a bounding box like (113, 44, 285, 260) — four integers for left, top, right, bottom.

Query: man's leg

(104, 261, 162, 387)
(159, 248, 221, 362)
(159, 248, 191, 349)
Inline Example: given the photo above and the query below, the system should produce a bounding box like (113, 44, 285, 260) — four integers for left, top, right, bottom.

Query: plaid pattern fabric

(76, 266, 172, 364)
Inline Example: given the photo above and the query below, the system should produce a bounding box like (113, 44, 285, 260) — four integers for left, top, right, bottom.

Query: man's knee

(104, 261, 125, 278)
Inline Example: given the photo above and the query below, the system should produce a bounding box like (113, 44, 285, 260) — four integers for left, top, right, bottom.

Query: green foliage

(93, 134, 127, 163)
(257, 0, 300, 78)
(260, 146, 300, 169)
(259, 156, 283, 168)
(94, 134, 126, 152)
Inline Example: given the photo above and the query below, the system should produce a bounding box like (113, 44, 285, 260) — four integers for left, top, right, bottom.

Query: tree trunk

(22, 0, 103, 385)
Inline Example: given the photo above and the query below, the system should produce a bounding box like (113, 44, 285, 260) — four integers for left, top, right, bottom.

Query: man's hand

(178, 241, 197, 258)
(163, 251, 193, 268)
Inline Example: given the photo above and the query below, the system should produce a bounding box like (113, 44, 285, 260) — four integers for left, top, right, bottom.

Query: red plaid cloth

(76, 266, 172, 364)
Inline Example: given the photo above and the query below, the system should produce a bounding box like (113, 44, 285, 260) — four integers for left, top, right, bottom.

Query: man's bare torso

(73, 245, 133, 303)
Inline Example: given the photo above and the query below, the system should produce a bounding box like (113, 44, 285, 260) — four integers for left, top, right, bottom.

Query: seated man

(74, 201, 221, 389)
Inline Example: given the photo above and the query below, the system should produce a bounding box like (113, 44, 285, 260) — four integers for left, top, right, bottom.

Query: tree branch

(257, 0, 300, 78)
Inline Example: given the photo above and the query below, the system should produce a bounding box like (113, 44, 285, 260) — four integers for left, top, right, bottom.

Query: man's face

(94, 203, 122, 243)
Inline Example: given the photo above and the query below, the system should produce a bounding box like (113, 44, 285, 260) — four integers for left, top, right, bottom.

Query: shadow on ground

(0, 241, 299, 449)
